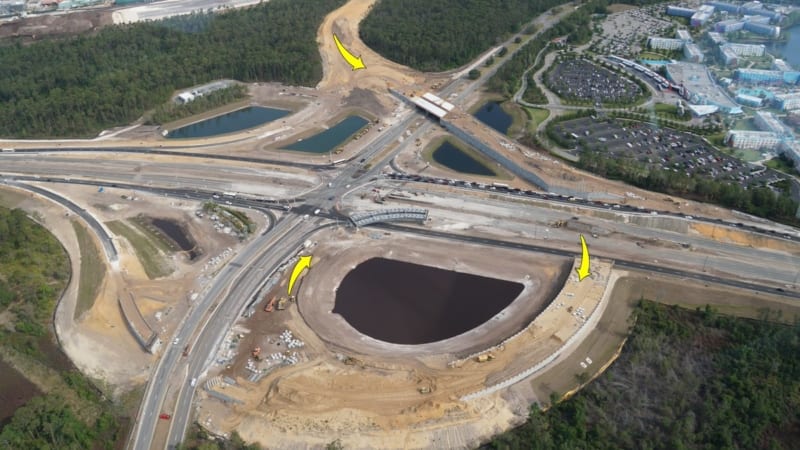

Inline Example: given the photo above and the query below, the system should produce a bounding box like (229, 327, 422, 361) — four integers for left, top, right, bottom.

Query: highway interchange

(0, 3, 798, 449)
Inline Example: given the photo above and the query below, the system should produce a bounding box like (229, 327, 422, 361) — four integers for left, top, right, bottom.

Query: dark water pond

(432, 140, 495, 176)
(474, 101, 513, 135)
(333, 257, 524, 345)
(283, 116, 369, 153)
(166, 106, 290, 139)
(151, 218, 197, 260)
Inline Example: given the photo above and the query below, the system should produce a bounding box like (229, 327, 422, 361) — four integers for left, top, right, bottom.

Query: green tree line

(0, 206, 124, 448)
(149, 84, 248, 125)
(0, 0, 345, 138)
(359, 0, 578, 72)
(489, 301, 800, 449)
(0, 207, 70, 353)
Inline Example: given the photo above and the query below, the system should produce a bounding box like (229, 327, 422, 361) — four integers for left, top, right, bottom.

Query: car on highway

(159, 413, 171, 420)
(173, 337, 179, 346)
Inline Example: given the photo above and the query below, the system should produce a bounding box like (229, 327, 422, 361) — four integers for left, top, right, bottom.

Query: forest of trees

(359, 0, 576, 72)
(0, 207, 124, 448)
(489, 301, 800, 449)
(486, 0, 605, 98)
(0, 207, 69, 352)
(0, 0, 344, 138)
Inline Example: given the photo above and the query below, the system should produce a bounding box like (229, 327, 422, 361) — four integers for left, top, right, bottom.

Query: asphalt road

(1, 179, 118, 262)
(376, 223, 800, 300)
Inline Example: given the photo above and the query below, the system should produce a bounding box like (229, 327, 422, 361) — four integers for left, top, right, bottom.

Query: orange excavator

(264, 296, 277, 312)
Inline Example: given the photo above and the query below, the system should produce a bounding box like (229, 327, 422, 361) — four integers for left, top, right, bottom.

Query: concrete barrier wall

(461, 264, 613, 401)
(118, 294, 157, 353)
(627, 215, 690, 234)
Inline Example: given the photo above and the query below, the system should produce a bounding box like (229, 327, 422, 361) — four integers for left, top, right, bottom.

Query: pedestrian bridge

(349, 208, 429, 228)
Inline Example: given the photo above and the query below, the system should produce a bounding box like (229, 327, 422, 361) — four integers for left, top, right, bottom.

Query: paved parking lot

(592, 6, 674, 56)
(553, 117, 786, 189)
(544, 59, 643, 103)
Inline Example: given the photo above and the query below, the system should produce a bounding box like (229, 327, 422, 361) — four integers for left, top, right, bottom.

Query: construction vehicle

(475, 353, 495, 363)
(276, 297, 288, 310)
(264, 296, 277, 312)
(418, 386, 431, 394)
(252, 347, 261, 359)
(182, 345, 190, 357)
(551, 220, 567, 228)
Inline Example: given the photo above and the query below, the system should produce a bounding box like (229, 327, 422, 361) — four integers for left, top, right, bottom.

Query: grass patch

(0, 187, 29, 208)
(728, 147, 765, 162)
(523, 107, 550, 130)
(70, 221, 105, 320)
(129, 216, 176, 254)
(106, 220, 172, 279)
(732, 117, 758, 131)
(765, 157, 800, 177)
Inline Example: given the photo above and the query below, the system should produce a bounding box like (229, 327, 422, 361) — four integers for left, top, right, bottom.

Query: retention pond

(333, 257, 524, 345)
(473, 101, 512, 135)
(283, 115, 369, 153)
(150, 218, 198, 260)
(166, 106, 290, 139)
(432, 140, 495, 176)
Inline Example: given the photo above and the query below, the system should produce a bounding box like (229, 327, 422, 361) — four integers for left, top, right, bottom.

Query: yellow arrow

(288, 255, 312, 295)
(333, 33, 366, 71)
(576, 235, 591, 281)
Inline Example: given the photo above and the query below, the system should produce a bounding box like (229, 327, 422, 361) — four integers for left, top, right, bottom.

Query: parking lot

(552, 117, 786, 189)
(544, 59, 643, 104)
(591, 5, 674, 56)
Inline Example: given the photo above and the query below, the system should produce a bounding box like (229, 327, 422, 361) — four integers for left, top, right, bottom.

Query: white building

(772, 58, 793, 72)
(707, 31, 725, 44)
(176, 92, 195, 104)
(720, 45, 738, 66)
(676, 29, 693, 42)
(754, 111, 792, 137)
(648, 37, 684, 50)
(774, 92, 800, 111)
(683, 43, 704, 63)
(725, 130, 783, 150)
(725, 43, 766, 56)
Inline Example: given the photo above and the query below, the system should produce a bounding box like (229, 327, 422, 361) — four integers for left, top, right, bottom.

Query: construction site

(190, 221, 619, 448)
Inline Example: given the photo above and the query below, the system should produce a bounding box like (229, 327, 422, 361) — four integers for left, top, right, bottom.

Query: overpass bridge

(348, 208, 429, 228)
